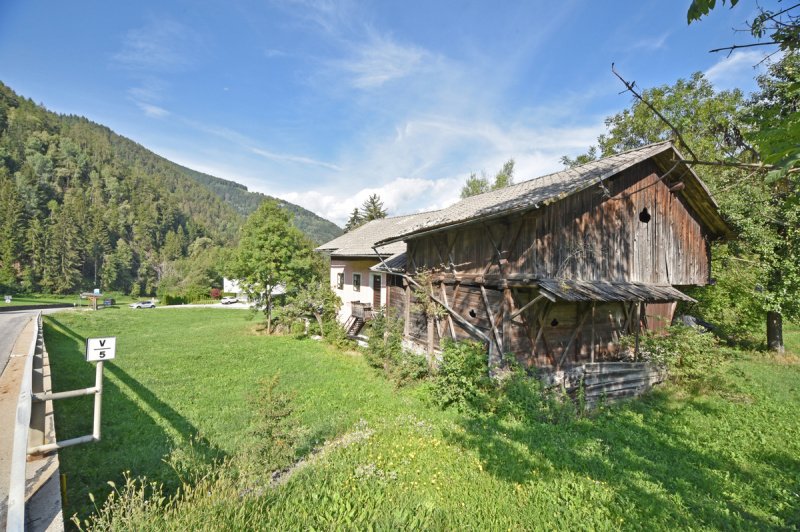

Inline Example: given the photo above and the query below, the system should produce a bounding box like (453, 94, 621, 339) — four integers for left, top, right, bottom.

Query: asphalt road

(0, 311, 34, 378)
(0, 308, 72, 378)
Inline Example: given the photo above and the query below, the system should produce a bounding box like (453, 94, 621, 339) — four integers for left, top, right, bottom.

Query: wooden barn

(374, 142, 732, 388)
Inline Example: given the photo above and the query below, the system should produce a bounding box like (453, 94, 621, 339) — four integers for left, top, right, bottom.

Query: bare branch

(679, 159, 775, 171)
(611, 63, 698, 160)
(709, 41, 780, 53)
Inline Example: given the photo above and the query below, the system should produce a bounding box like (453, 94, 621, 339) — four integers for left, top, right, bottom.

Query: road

(0, 311, 35, 378)
(0, 308, 73, 378)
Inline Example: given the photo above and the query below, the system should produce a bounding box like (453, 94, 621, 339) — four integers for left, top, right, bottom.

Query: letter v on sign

(86, 337, 117, 362)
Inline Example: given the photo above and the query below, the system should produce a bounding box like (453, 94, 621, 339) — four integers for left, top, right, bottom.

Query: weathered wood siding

(407, 160, 710, 286)
(404, 283, 657, 368)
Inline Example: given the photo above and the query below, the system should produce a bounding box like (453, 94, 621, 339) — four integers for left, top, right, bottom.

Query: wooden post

(590, 302, 596, 363)
(480, 284, 503, 357)
(502, 288, 512, 364)
(633, 302, 641, 358)
(440, 284, 457, 339)
(403, 282, 411, 337)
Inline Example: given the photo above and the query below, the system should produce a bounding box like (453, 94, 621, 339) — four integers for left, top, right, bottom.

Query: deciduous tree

(231, 200, 315, 334)
(460, 159, 516, 198)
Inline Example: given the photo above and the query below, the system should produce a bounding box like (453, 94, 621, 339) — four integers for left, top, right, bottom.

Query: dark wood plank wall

(407, 160, 709, 285)
(396, 160, 711, 368)
(400, 284, 646, 368)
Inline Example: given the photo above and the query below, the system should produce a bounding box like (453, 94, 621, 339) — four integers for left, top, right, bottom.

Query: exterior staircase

(344, 302, 373, 338)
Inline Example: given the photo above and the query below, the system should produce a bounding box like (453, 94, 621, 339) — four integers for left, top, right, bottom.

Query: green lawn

(46, 309, 800, 529)
(785, 322, 800, 355)
(1, 292, 137, 308)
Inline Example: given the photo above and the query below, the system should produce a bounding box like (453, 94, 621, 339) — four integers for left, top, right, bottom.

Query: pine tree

(361, 194, 387, 221)
(0, 173, 22, 291)
(344, 208, 364, 232)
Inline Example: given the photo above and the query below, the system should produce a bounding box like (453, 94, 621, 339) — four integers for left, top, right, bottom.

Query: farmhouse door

(372, 275, 381, 308)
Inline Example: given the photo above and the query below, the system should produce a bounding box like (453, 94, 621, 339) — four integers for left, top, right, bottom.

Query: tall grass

(48, 308, 800, 530)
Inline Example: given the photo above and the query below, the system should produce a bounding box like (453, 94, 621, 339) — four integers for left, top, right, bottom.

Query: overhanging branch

(611, 63, 698, 161)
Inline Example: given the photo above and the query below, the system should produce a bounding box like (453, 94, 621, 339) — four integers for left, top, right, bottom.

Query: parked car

(220, 296, 238, 305)
(129, 301, 156, 309)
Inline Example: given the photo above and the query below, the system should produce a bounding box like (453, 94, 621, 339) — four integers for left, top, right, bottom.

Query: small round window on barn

(550, 318, 559, 327)
(469, 309, 477, 318)
(639, 207, 651, 223)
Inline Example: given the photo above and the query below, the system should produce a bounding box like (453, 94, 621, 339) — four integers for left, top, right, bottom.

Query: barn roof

(377, 141, 732, 245)
(536, 279, 695, 303)
(315, 212, 434, 258)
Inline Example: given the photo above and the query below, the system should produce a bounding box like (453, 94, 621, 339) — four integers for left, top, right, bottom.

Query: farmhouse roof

(377, 141, 732, 245)
(315, 212, 435, 258)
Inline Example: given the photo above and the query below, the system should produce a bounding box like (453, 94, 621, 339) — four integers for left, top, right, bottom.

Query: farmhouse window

(352, 273, 361, 292)
(336, 272, 344, 290)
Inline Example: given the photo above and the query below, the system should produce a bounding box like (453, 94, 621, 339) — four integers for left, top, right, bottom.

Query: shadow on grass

(44, 316, 228, 524)
(441, 387, 784, 529)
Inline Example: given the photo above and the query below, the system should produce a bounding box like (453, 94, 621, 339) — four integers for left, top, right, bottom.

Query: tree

(460, 159, 516, 198)
(742, 52, 800, 351)
(230, 200, 315, 334)
(566, 70, 800, 348)
(0, 173, 22, 291)
(688, 2, 800, 179)
(560, 146, 598, 168)
(281, 281, 341, 337)
(343, 207, 364, 232)
(688, 1, 800, 53)
(361, 194, 387, 221)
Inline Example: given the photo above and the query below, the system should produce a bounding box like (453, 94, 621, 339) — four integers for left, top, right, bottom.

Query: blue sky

(0, 0, 779, 225)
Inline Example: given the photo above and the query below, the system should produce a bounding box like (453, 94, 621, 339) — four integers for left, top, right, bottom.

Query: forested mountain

(177, 164, 342, 244)
(0, 82, 340, 295)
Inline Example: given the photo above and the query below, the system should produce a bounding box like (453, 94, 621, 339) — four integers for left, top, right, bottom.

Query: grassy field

(46, 309, 800, 529)
(784, 321, 800, 355)
(1, 292, 138, 308)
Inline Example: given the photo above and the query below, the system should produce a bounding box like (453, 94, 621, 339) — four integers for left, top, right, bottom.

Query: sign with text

(86, 337, 116, 361)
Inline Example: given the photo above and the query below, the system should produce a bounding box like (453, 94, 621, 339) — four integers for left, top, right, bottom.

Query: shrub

(364, 311, 428, 386)
(622, 324, 724, 383)
(431, 340, 493, 411)
(161, 293, 188, 306)
(290, 320, 307, 339)
(496, 366, 579, 424)
(322, 320, 353, 349)
(249, 375, 299, 473)
(210, 288, 221, 299)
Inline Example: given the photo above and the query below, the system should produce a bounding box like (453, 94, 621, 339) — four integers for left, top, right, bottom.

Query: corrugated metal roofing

(537, 279, 695, 303)
(370, 252, 407, 273)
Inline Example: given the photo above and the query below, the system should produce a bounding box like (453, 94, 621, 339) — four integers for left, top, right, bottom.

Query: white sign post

(86, 337, 116, 361)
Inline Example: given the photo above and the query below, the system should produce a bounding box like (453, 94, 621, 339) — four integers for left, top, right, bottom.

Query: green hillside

(177, 164, 342, 244)
(0, 81, 340, 295)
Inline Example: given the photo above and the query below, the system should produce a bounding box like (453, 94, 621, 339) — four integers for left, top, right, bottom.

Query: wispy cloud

(336, 32, 430, 89)
(632, 32, 670, 50)
(276, 116, 605, 224)
(136, 102, 170, 118)
(249, 147, 341, 171)
(113, 19, 196, 71)
(705, 49, 775, 91)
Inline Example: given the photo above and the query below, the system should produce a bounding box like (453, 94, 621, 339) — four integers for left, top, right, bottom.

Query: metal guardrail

(6, 312, 40, 532)
(5, 313, 106, 532)
(27, 359, 104, 455)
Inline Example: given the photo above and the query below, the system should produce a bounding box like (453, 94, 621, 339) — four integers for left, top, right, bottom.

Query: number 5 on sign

(86, 337, 116, 361)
